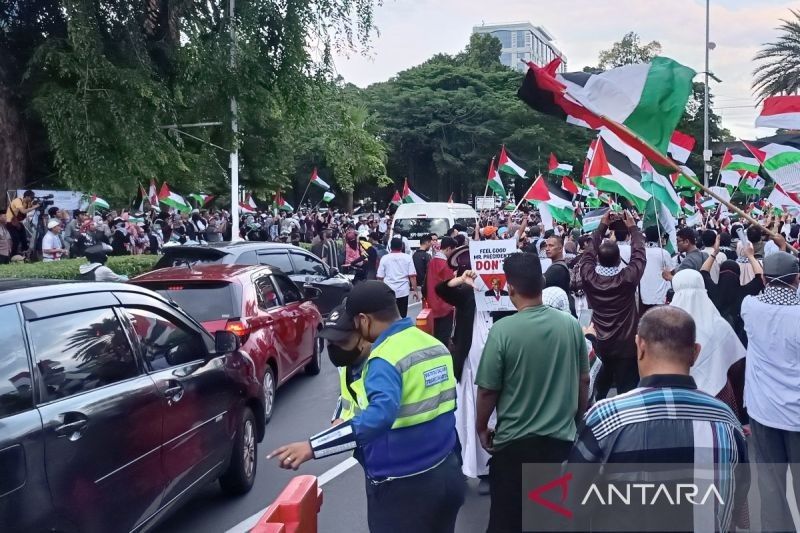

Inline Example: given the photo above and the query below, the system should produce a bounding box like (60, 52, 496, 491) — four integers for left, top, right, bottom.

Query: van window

(392, 218, 449, 240)
(453, 218, 477, 230)
(0, 305, 32, 418)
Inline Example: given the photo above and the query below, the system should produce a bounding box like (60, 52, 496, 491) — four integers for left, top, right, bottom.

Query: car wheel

(263, 366, 276, 424)
(219, 407, 257, 495)
(304, 335, 322, 376)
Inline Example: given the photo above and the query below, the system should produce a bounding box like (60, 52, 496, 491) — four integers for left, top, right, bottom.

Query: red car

(130, 264, 323, 422)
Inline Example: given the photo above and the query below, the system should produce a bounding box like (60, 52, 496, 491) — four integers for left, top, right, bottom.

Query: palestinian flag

(642, 198, 678, 254)
(742, 134, 800, 194)
(586, 132, 652, 212)
(709, 186, 731, 205)
(239, 193, 257, 213)
(402, 178, 426, 203)
(498, 146, 526, 178)
(756, 95, 800, 130)
(767, 183, 800, 210)
(719, 148, 743, 187)
(274, 191, 293, 212)
(518, 56, 695, 165)
(190, 193, 214, 206)
(582, 139, 598, 181)
(485, 159, 507, 199)
(309, 168, 331, 191)
(322, 191, 335, 203)
(668, 130, 696, 164)
(390, 190, 402, 206)
(640, 157, 681, 216)
(582, 207, 609, 232)
(737, 176, 765, 197)
(90, 195, 110, 210)
(671, 165, 701, 197)
(158, 183, 190, 212)
(523, 175, 576, 223)
(548, 153, 573, 176)
(680, 197, 696, 216)
(721, 145, 760, 174)
(132, 185, 146, 212)
(561, 176, 579, 195)
(148, 179, 159, 207)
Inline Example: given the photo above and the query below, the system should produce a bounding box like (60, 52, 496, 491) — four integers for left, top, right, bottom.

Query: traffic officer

(268, 281, 465, 533)
(323, 302, 368, 423)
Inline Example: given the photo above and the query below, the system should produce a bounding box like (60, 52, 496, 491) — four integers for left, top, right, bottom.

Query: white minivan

(389, 202, 479, 250)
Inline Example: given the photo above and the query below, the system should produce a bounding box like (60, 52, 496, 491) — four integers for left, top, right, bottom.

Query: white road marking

(224, 457, 359, 533)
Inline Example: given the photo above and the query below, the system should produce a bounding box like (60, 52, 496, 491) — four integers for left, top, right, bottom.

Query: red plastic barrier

(415, 307, 433, 335)
(250, 475, 323, 533)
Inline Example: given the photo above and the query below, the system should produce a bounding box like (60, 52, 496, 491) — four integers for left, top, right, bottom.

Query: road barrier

(250, 475, 323, 533)
(415, 306, 433, 334)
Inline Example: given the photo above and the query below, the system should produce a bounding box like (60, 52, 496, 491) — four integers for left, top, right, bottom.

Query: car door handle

(163, 381, 184, 403)
(55, 414, 88, 440)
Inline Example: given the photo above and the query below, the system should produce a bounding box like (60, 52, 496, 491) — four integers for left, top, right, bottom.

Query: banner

(14, 189, 85, 211)
(469, 238, 519, 312)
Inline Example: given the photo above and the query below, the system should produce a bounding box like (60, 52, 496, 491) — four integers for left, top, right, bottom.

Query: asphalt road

(154, 300, 798, 533)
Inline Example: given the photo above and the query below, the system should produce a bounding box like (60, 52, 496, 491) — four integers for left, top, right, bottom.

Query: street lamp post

(229, 0, 240, 241)
(703, 0, 710, 188)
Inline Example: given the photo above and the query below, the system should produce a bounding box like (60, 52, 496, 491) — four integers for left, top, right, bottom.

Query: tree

(676, 82, 733, 174)
(456, 33, 503, 70)
(753, 9, 800, 101)
(597, 31, 661, 70)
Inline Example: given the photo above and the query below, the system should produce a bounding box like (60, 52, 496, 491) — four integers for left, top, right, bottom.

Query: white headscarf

(542, 286, 570, 313)
(670, 269, 746, 395)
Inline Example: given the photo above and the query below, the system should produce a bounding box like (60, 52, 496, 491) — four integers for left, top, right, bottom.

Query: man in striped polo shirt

(567, 307, 749, 532)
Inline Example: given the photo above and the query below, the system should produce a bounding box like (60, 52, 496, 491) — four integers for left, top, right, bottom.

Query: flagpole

(297, 180, 312, 210)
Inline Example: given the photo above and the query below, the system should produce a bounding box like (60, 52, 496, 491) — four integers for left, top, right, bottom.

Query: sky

(332, 0, 800, 140)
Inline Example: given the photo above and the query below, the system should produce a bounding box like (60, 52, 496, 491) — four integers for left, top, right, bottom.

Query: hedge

(0, 255, 160, 280)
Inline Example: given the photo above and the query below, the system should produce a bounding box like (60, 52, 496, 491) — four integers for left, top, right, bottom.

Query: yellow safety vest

(338, 366, 367, 421)
(360, 326, 456, 429)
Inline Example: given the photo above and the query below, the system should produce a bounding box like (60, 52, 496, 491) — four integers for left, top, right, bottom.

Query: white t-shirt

(708, 251, 727, 284)
(377, 252, 416, 298)
(640, 246, 675, 305)
(742, 295, 800, 431)
(41, 232, 64, 261)
(618, 242, 632, 268)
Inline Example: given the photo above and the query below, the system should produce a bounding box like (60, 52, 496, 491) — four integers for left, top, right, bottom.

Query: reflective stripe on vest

(338, 367, 366, 421)
(365, 326, 457, 429)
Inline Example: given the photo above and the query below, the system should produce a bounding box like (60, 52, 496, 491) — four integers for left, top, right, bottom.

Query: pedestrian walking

(268, 281, 465, 533)
(377, 237, 419, 317)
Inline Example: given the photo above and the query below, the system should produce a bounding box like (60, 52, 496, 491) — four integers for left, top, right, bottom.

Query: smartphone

(578, 309, 594, 328)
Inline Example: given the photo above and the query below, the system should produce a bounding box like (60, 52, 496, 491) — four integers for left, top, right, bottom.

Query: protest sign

(469, 238, 519, 312)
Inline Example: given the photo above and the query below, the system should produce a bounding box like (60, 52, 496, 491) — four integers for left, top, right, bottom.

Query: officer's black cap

(319, 304, 355, 344)
(345, 281, 397, 316)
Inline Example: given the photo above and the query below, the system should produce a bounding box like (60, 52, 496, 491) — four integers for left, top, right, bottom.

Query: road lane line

(224, 457, 359, 533)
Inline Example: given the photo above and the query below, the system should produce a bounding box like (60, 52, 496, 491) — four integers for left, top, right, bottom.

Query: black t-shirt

(412, 249, 431, 286)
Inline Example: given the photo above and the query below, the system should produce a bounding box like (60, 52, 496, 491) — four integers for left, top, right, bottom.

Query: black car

(0, 280, 265, 533)
(154, 242, 350, 316)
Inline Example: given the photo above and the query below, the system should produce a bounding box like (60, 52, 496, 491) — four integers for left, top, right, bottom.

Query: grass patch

(0, 255, 160, 280)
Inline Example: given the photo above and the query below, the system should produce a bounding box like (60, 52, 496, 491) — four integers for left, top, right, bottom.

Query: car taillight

(225, 320, 251, 342)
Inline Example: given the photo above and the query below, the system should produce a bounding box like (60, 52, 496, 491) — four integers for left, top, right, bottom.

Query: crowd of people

(271, 201, 800, 533)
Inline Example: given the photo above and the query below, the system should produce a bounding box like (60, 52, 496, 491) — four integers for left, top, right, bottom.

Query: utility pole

(703, 0, 711, 188)
(229, 0, 240, 240)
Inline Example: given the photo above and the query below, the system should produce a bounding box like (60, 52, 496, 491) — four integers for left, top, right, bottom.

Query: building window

(500, 52, 512, 66)
(516, 31, 527, 49)
(493, 30, 511, 48)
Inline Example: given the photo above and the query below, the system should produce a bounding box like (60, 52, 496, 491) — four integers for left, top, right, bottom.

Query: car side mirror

(214, 330, 240, 355)
(329, 267, 339, 277)
(303, 284, 322, 300)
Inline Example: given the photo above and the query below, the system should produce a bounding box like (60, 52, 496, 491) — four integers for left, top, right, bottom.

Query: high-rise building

(472, 21, 567, 73)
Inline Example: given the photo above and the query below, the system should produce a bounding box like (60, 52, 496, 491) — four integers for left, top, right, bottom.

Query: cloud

(333, 0, 797, 139)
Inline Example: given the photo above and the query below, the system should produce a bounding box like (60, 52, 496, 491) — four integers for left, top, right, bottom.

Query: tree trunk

(345, 190, 354, 214)
(0, 82, 28, 202)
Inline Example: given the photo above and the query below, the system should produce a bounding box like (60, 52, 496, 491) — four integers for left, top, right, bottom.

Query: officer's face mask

(328, 342, 363, 367)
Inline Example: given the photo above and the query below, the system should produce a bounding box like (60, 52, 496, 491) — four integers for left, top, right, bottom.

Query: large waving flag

(190, 193, 214, 206)
(767, 183, 800, 210)
(742, 134, 800, 196)
(402, 178, 426, 203)
(523, 175, 576, 223)
(668, 131, 696, 164)
(498, 146, 526, 178)
(756, 96, 800, 130)
(719, 148, 744, 187)
(586, 131, 652, 212)
(517, 56, 695, 165)
(485, 159, 507, 199)
(548, 153, 573, 176)
(721, 145, 760, 174)
(309, 168, 331, 191)
(274, 191, 293, 212)
(640, 157, 682, 216)
(158, 183, 191, 212)
(738, 175, 765, 197)
(239, 193, 257, 213)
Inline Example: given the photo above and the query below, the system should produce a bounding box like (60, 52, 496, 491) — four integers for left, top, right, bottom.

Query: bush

(0, 255, 160, 280)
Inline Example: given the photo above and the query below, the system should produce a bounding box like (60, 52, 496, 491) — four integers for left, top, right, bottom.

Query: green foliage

(0, 255, 159, 280)
(456, 34, 503, 70)
(676, 82, 733, 174)
(361, 46, 592, 202)
(597, 31, 662, 70)
(753, 9, 800, 101)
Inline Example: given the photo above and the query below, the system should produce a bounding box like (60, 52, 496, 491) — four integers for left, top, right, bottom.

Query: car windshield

(392, 218, 449, 240)
(139, 282, 238, 323)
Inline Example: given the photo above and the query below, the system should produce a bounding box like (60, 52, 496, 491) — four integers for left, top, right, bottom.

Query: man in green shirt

(476, 252, 589, 533)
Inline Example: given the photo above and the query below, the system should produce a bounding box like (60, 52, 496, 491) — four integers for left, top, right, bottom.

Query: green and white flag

(322, 191, 335, 203)
(90, 195, 110, 210)
(498, 146, 526, 178)
(158, 183, 191, 212)
(402, 178, 426, 203)
(310, 168, 331, 191)
(640, 157, 681, 216)
(485, 159, 507, 199)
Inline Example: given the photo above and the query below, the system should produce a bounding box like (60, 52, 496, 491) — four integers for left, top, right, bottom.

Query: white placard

(15, 189, 85, 211)
(475, 196, 495, 210)
(469, 238, 519, 312)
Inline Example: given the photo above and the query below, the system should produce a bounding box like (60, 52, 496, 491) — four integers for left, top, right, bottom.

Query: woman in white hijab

(670, 269, 747, 414)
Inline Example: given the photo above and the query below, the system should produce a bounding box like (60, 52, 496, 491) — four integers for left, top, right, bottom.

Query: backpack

(78, 265, 101, 281)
